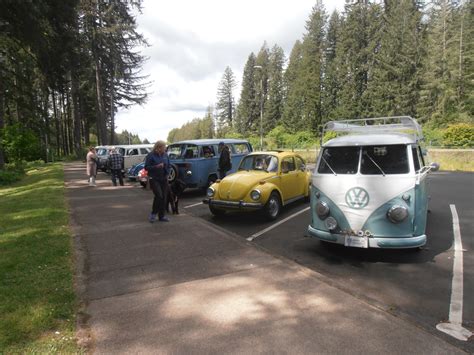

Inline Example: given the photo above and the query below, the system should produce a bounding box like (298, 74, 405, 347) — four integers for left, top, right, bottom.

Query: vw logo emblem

(345, 187, 369, 209)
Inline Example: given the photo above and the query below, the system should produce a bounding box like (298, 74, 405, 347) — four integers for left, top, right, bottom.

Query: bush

(1, 124, 42, 162)
(0, 170, 22, 185)
(442, 123, 474, 147)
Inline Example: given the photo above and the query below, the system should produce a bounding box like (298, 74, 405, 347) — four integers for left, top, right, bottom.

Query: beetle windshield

(239, 154, 278, 172)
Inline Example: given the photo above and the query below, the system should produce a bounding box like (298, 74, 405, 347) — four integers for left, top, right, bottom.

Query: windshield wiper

(364, 151, 385, 176)
(321, 155, 337, 176)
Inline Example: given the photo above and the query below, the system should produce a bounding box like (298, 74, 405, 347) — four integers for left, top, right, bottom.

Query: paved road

(182, 171, 474, 352)
(66, 163, 468, 354)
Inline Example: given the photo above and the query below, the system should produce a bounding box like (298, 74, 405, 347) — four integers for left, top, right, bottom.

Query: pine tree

(235, 53, 259, 134)
(365, 0, 425, 118)
(282, 40, 305, 132)
(215, 66, 237, 132)
(322, 10, 343, 122)
(263, 44, 285, 131)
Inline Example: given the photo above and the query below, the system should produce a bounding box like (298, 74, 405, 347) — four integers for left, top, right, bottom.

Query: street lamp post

(254, 65, 263, 151)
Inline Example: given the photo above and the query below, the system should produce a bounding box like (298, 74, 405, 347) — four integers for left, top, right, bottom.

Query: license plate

(344, 235, 368, 248)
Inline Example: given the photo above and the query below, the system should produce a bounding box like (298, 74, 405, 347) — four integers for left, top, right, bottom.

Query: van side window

(128, 148, 139, 156)
(201, 145, 215, 158)
(140, 148, 149, 155)
(233, 143, 250, 154)
(184, 145, 199, 159)
(412, 147, 420, 172)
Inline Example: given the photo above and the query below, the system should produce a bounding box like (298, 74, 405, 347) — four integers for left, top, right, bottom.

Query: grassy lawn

(0, 163, 80, 353)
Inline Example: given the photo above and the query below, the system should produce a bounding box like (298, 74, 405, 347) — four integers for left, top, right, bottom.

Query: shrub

(442, 123, 474, 148)
(0, 170, 22, 185)
(1, 124, 42, 162)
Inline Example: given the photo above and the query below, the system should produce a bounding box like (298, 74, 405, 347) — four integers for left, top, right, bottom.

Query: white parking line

(436, 204, 473, 341)
(184, 202, 203, 209)
(247, 206, 310, 242)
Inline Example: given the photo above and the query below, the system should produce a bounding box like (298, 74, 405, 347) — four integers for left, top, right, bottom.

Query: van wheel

(168, 164, 178, 183)
(210, 205, 226, 216)
(263, 192, 281, 220)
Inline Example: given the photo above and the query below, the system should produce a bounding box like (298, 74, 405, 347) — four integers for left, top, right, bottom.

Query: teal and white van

(307, 116, 439, 249)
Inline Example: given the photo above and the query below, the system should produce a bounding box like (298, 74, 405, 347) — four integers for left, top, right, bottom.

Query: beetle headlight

(316, 201, 330, 219)
(250, 189, 261, 201)
(207, 187, 215, 198)
(387, 205, 408, 223)
(325, 216, 338, 231)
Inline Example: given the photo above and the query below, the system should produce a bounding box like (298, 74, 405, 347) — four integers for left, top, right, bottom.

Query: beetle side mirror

(429, 162, 440, 172)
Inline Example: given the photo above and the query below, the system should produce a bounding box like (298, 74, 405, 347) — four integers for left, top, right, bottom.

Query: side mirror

(429, 162, 440, 172)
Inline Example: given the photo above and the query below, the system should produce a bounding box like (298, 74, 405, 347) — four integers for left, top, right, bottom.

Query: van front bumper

(307, 225, 426, 249)
(203, 198, 263, 210)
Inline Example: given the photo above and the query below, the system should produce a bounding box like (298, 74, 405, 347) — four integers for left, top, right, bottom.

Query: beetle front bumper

(203, 198, 263, 210)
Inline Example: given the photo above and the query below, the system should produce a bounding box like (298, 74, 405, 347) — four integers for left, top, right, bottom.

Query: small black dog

(166, 179, 187, 214)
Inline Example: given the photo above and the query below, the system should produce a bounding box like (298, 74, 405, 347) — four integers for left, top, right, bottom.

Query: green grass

(0, 163, 80, 353)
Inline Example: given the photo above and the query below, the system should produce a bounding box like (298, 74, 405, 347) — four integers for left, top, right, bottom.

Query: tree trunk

(69, 70, 82, 157)
(51, 90, 61, 158)
(0, 77, 5, 169)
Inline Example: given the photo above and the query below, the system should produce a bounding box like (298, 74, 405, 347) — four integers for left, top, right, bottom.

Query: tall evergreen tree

(365, 0, 425, 118)
(215, 66, 237, 132)
(282, 40, 305, 132)
(235, 53, 259, 134)
(263, 44, 285, 130)
(300, 0, 327, 131)
(322, 10, 343, 122)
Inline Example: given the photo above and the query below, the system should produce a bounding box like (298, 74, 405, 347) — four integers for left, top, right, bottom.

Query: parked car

(203, 151, 311, 220)
(127, 162, 145, 181)
(166, 139, 252, 190)
(307, 116, 439, 249)
(95, 144, 153, 172)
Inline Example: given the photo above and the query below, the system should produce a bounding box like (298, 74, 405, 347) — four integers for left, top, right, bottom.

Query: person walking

(107, 147, 124, 186)
(145, 140, 170, 223)
(218, 142, 231, 179)
(86, 147, 98, 186)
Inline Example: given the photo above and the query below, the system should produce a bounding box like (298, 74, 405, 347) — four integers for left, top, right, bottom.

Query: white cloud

(116, 0, 345, 142)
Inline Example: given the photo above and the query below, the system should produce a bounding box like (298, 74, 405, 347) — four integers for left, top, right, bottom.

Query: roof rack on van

(322, 116, 423, 144)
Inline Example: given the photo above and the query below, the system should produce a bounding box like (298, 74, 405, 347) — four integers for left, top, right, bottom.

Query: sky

(115, 0, 345, 143)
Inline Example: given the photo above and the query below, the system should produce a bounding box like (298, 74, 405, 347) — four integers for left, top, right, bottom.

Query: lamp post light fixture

(253, 65, 264, 151)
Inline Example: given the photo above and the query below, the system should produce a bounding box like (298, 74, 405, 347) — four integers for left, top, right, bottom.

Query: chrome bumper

(203, 198, 263, 209)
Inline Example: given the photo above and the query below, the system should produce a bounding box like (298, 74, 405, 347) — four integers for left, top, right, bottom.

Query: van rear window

(318, 147, 359, 174)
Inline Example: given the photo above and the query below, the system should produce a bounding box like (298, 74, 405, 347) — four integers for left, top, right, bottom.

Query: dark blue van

(166, 139, 252, 189)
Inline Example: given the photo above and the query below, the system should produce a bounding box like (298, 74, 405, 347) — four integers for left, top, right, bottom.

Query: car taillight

(138, 169, 147, 178)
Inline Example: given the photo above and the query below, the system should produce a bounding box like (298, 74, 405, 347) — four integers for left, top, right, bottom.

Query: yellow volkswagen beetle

(203, 151, 311, 220)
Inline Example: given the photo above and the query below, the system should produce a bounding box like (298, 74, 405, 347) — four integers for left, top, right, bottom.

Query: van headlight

(250, 189, 261, 201)
(325, 216, 338, 231)
(387, 205, 408, 223)
(207, 187, 215, 197)
(316, 201, 330, 219)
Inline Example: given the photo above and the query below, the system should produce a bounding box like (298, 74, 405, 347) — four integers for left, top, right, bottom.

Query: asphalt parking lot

(166, 171, 474, 352)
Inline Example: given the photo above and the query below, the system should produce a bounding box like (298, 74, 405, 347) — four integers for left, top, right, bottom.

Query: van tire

(263, 192, 281, 221)
(168, 164, 178, 183)
(203, 174, 218, 192)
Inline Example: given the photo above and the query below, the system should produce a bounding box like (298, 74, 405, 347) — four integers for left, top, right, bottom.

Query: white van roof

(325, 133, 416, 147)
(322, 116, 423, 147)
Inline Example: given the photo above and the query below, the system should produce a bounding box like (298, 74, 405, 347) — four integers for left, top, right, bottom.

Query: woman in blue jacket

(145, 140, 170, 222)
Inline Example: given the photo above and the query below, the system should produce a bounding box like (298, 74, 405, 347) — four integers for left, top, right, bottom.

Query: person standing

(107, 147, 124, 186)
(86, 147, 98, 186)
(218, 142, 231, 179)
(145, 140, 170, 222)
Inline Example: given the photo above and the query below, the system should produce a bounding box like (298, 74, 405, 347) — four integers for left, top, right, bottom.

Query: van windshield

(361, 145, 408, 174)
(96, 148, 108, 156)
(318, 144, 409, 175)
(318, 147, 359, 174)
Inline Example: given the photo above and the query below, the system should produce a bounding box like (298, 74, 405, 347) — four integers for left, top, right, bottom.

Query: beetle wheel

(210, 205, 226, 217)
(263, 191, 281, 220)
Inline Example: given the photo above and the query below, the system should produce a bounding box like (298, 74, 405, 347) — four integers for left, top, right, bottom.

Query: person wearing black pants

(145, 140, 170, 222)
(107, 147, 124, 186)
